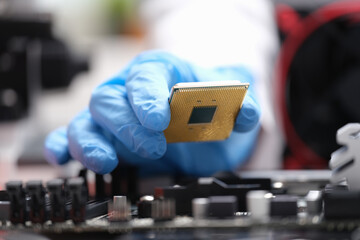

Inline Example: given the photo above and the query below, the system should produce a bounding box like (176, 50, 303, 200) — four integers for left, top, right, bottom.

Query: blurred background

(1, 0, 360, 186)
(0, 0, 147, 185)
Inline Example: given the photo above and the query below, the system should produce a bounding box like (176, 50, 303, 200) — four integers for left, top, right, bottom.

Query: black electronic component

(26, 180, 46, 223)
(95, 174, 107, 199)
(270, 195, 298, 217)
(67, 178, 88, 223)
(137, 196, 154, 218)
(4, 177, 108, 225)
(48, 178, 107, 222)
(323, 187, 360, 220)
(188, 106, 217, 124)
(305, 190, 322, 215)
(156, 177, 271, 216)
(0, 190, 9, 201)
(0, 201, 10, 223)
(110, 164, 139, 203)
(5, 181, 26, 224)
(208, 195, 237, 218)
(85, 200, 109, 220)
(0, 191, 10, 222)
(47, 179, 66, 222)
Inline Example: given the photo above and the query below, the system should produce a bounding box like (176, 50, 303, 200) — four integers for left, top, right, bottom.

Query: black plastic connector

(26, 180, 46, 223)
(67, 178, 88, 223)
(47, 179, 66, 222)
(5, 181, 26, 224)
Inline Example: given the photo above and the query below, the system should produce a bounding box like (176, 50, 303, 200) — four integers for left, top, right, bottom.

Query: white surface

(241, 170, 331, 182)
(330, 123, 360, 190)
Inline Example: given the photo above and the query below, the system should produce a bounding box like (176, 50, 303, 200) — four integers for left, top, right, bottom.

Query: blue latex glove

(44, 50, 261, 177)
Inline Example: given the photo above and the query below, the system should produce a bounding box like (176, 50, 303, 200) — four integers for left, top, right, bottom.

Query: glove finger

(125, 51, 196, 131)
(44, 126, 71, 165)
(90, 84, 167, 159)
(126, 62, 171, 131)
(67, 110, 119, 174)
(234, 94, 260, 132)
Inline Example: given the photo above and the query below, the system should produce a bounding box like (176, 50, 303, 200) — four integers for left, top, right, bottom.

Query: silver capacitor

(246, 190, 273, 220)
(110, 196, 130, 221)
(192, 198, 209, 219)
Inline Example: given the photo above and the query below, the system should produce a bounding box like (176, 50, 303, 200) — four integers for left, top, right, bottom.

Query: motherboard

(1, 170, 360, 239)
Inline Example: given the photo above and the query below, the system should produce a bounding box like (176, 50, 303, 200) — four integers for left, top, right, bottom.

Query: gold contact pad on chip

(164, 81, 249, 143)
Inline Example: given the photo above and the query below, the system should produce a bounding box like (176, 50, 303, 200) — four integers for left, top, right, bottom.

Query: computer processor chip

(164, 80, 249, 143)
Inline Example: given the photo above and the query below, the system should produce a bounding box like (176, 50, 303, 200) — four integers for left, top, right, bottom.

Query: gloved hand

(44, 50, 261, 177)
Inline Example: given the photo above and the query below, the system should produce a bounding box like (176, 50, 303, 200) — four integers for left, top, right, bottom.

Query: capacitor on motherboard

(246, 190, 273, 220)
(110, 196, 130, 221)
(192, 198, 209, 219)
